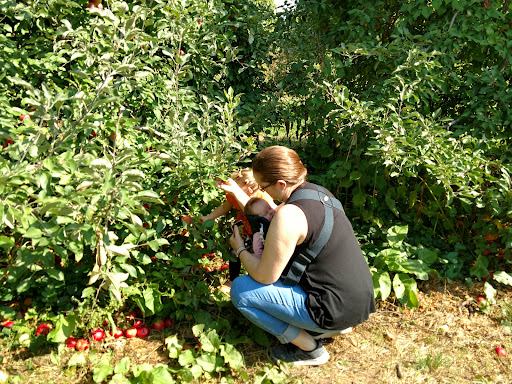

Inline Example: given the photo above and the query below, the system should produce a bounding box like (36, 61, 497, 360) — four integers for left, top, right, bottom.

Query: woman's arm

(231, 204, 308, 284)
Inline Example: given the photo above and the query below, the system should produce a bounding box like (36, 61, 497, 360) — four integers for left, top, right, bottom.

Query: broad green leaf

(0, 236, 15, 249)
(393, 273, 418, 308)
(165, 335, 183, 359)
(146, 366, 175, 384)
(48, 314, 76, 343)
(387, 225, 408, 247)
(68, 352, 87, 367)
(93, 355, 114, 383)
(353, 193, 366, 207)
(220, 343, 245, 370)
(178, 349, 195, 367)
(385, 195, 399, 217)
(469, 255, 489, 280)
(401, 259, 430, 280)
(196, 354, 221, 373)
(23, 227, 43, 239)
(372, 270, 392, 301)
(47, 269, 65, 281)
(114, 357, 131, 375)
(484, 282, 497, 305)
(416, 248, 438, 265)
(493, 271, 512, 286)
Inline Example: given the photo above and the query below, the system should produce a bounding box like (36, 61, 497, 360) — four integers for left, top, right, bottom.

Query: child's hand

(217, 178, 238, 193)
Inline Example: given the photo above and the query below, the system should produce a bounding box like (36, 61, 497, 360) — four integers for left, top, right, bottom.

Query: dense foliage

(0, 0, 511, 382)
(269, 0, 512, 306)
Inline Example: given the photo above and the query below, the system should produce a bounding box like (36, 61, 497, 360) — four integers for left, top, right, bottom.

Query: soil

(2, 276, 511, 384)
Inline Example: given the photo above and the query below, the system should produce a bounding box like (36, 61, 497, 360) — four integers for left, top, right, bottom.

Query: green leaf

(47, 314, 76, 343)
(114, 357, 131, 375)
(220, 343, 245, 370)
(24, 227, 43, 239)
(372, 270, 392, 301)
(93, 355, 114, 383)
(178, 349, 196, 367)
(146, 366, 175, 384)
(416, 248, 438, 265)
(349, 171, 362, 180)
(148, 238, 169, 252)
(199, 329, 221, 353)
(196, 354, 219, 373)
(165, 335, 183, 359)
(387, 225, 408, 247)
(470, 255, 489, 280)
(0, 236, 15, 249)
(393, 273, 418, 308)
(47, 269, 65, 281)
(68, 352, 87, 367)
(353, 193, 366, 207)
(484, 282, 497, 305)
(493, 271, 512, 286)
(401, 259, 430, 280)
(385, 195, 399, 217)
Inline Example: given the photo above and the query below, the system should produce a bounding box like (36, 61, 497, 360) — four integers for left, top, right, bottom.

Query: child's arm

(200, 200, 232, 222)
(218, 178, 251, 210)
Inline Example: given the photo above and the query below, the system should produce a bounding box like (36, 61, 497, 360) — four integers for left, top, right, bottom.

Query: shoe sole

(311, 327, 352, 340)
(291, 353, 330, 366)
(270, 348, 330, 366)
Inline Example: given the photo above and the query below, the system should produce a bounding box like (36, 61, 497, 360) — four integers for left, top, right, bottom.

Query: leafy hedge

(269, 0, 512, 306)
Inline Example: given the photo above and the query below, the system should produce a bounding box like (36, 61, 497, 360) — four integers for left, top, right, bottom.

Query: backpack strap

(280, 184, 344, 286)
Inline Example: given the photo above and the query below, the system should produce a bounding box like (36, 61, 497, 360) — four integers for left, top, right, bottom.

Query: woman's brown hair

(252, 146, 307, 185)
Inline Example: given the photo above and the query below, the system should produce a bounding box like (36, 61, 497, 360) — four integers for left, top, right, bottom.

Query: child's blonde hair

(231, 168, 259, 192)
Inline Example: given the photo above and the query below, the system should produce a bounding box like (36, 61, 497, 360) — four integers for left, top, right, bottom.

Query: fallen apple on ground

(75, 339, 89, 351)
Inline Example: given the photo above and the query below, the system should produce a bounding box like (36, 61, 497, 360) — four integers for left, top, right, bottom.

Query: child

(201, 169, 275, 280)
(243, 197, 276, 259)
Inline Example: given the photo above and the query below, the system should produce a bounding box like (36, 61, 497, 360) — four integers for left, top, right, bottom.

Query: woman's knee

(230, 275, 254, 308)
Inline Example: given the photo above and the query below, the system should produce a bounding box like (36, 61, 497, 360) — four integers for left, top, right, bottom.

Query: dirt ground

(3, 277, 511, 384)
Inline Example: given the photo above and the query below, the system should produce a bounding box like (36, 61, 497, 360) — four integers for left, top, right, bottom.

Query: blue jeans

(230, 275, 330, 344)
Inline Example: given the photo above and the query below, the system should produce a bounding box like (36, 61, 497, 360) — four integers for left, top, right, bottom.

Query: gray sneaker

(270, 342, 329, 366)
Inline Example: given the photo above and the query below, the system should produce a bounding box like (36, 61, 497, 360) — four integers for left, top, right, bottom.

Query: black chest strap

(280, 184, 344, 286)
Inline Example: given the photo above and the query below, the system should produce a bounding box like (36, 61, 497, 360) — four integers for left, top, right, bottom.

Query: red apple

(178, 50, 185, 56)
(197, 20, 203, 25)
(133, 320, 143, 329)
(19, 114, 30, 121)
(496, 346, 507, 357)
(92, 0, 101, 4)
(136, 325, 150, 338)
(165, 318, 175, 328)
(111, 329, 124, 338)
(36, 324, 51, 337)
(151, 319, 165, 331)
(2, 320, 14, 328)
(96, 3, 103, 9)
(91, 328, 105, 342)
(75, 339, 89, 351)
(125, 328, 137, 338)
(66, 337, 77, 348)
(87, 2, 95, 8)
(477, 296, 486, 302)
